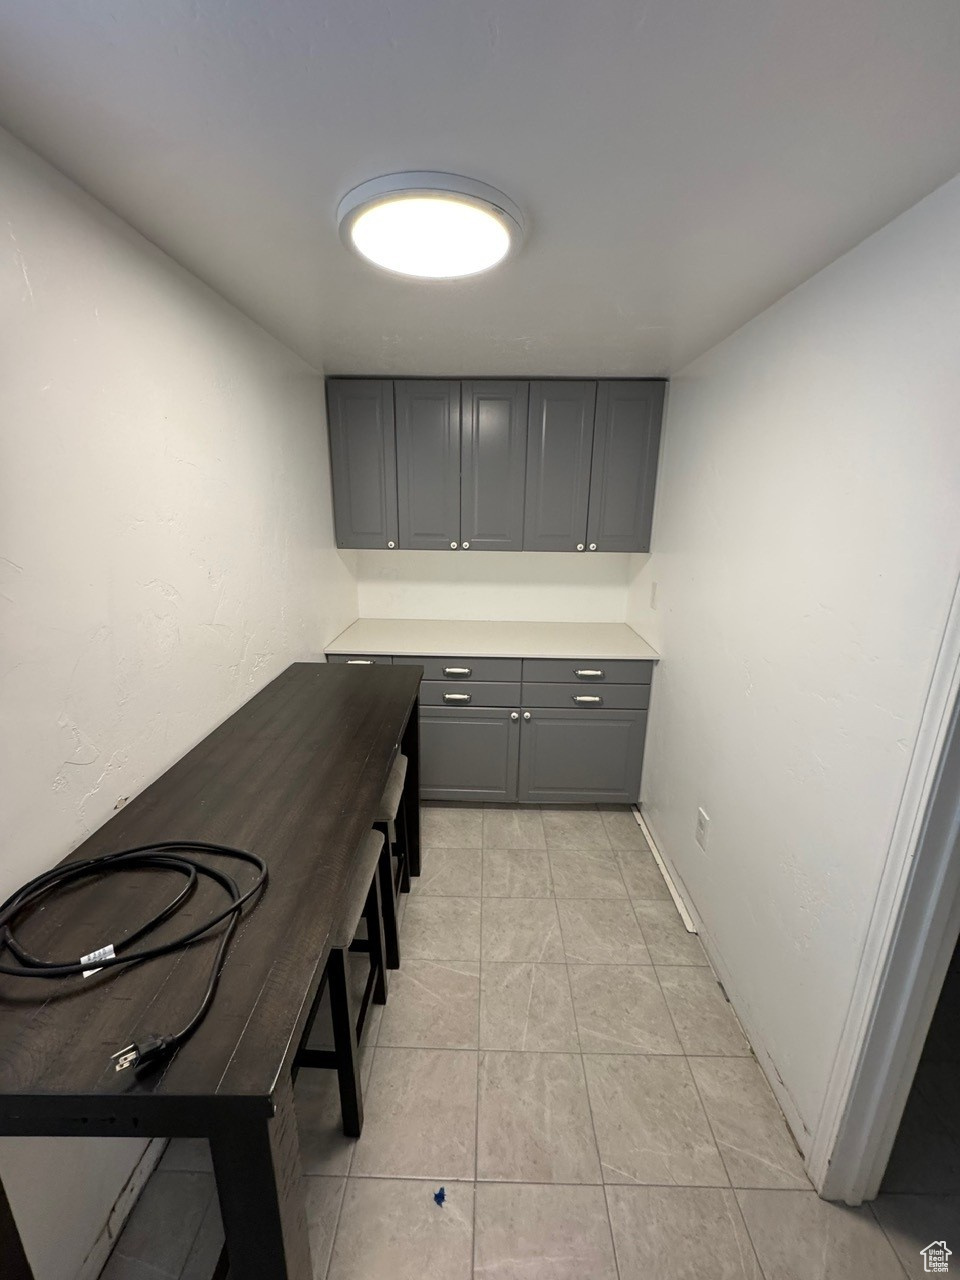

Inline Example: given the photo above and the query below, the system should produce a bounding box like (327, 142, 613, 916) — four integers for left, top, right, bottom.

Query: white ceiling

(1, 0, 958, 375)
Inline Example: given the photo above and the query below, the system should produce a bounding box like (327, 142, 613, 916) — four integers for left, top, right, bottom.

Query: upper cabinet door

(326, 379, 398, 549)
(461, 381, 529, 552)
(586, 381, 665, 552)
(395, 381, 462, 550)
(522, 381, 597, 551)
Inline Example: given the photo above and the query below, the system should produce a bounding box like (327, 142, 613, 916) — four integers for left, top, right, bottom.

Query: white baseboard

(633, 806, 697, 932)
(77, 1138, 167, 1280)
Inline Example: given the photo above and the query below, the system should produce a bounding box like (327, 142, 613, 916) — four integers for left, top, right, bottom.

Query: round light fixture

(337, 172, 523, 280)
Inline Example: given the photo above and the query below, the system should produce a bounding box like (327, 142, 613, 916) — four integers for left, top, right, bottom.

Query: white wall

(0, 126, 356, 1279)
(354, 549, 636, 623)
(628, 174, 960, 1146)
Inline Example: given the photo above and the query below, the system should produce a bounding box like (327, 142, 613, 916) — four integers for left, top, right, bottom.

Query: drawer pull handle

(346, 659, 375, 665)
(443, 692, 472, 703)
(574, 669, 605, 679)
(443, 666, 472, 677)
(573, 694, 603, 705)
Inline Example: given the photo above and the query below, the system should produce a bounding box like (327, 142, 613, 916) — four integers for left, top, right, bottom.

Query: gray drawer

(326, 653, 393, 665)
(522, 658, 653, 685)
(522, 682, 650, 711)
(393, 655, 522, 682)
(420, 680, 520, 708)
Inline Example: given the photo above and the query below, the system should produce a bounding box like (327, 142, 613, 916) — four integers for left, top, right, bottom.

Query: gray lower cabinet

(461, 381, 529, 551)
(395, 380, 461, 550)
(330, 647, 652, 804)
(517, 707, 648, 804)
(419, 705, 520, 802)
(586, 381, 665, 552)
(522, 381, 597, 552)
(326, 379, 398, 550)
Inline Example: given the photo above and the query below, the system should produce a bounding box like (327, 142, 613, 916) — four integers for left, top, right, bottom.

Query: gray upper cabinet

(395, 380, 462, 550)
(522, 381, 597, 552)
(326, 379, 398, 549)
(327, 375, 665, 553)
(461, 381, 529, 552)
(587, 381, 665, 552)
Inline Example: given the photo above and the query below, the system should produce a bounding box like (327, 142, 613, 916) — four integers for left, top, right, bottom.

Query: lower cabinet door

(517, 708, 647, 804)
(420, 706, 520, 802)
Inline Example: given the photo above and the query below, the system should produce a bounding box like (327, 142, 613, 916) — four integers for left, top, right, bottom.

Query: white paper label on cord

(81, 944, 115, 977)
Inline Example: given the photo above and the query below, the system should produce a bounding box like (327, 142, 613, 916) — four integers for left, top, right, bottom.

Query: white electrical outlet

(650, 580, 658, 609)
(695, 807, 710, 851)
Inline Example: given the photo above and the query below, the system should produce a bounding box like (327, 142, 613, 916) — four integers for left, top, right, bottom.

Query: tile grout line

(321, 1170, 840, 1190)
(865, 1201, 913, 1280)
(565, 954, 624, 1280)
(614, 834, 771, 1276)
(648, 954, 772, 1280)
(319, 1174, 349, 1280)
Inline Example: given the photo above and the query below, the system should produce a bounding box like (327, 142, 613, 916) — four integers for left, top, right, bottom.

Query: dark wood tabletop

(0, 661, 421, 1129)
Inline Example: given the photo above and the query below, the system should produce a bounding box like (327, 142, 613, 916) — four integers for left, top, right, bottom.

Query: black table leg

(378, 841, 401, 969)
(401, 699, 421, 878)
(209, 1079, 312, 1280)
(0, 1174, 34, 1280)
(328, 946, 363, 1136)
(364, 869, 388, 1006)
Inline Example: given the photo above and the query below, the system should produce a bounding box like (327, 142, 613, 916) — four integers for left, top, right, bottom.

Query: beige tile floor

(99, 803, 956, 1280)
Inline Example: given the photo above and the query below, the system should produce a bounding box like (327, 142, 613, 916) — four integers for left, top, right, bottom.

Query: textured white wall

(354, 549, 637, 623)
(0, 127, 356, 1278)
(628, 174, 960, 1146)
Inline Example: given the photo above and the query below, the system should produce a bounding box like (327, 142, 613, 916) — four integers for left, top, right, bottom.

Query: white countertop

(326, 618, 660, 661)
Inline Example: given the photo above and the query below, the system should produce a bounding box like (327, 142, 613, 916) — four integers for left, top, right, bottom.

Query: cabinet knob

(510, 711, 520, 721)
(588, 543, 598, 551)
(450, 541, 459, 549)
(462, 541, 470, 549)
(576, 543, 585, 552)
(522, 711, 531, 721)
(386, 541, 395, 549)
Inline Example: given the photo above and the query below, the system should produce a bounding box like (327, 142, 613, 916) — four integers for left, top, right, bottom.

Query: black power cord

(0, 841, 268, 1075)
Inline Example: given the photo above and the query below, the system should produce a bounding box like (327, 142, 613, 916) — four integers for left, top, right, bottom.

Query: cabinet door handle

(510, 711, 520, 721)
(443, 692, 472, 703)
(443, 666, 472, 678)
(588, 543, 598, 551)
(574, 669, 605, 679)
(462, 541, 470, 549)
(522, 711, 531, 721)
(387, 540, 396, 549)
(573, 694, 603, 705)
(576, 543, 585, 551)
(450, 541, 459, 549)
(346, 658, 375, 665)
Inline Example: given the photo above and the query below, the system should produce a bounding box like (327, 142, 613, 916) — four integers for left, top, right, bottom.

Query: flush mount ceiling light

(337, 172, 523, 280)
